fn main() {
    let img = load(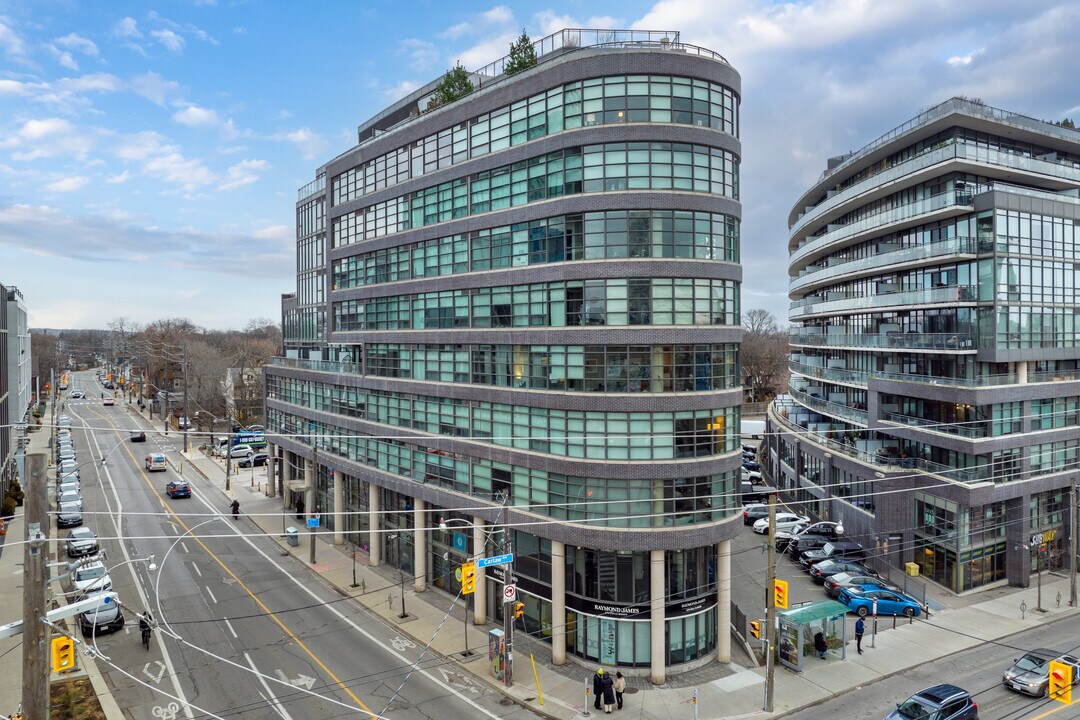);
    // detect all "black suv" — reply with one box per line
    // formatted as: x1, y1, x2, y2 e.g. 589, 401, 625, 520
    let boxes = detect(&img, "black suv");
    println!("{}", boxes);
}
788, 534, 832, 561
886, 684, 977, 720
